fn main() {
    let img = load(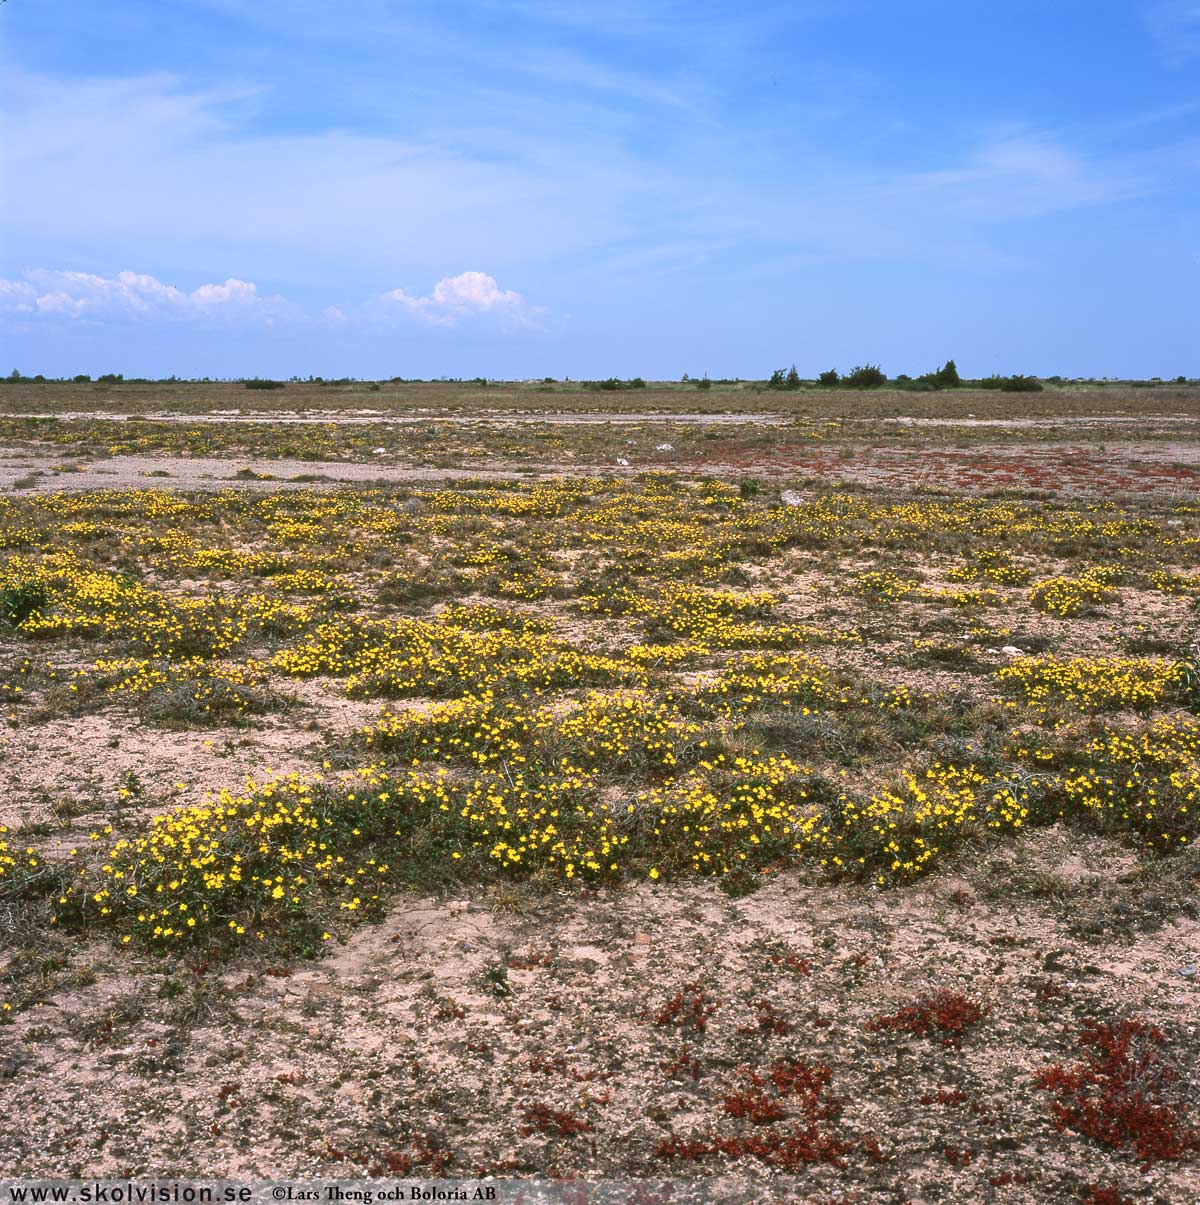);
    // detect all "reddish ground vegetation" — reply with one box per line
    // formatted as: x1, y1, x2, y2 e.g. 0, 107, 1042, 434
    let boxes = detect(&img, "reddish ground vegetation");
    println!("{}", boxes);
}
1035, 1018, 1200, 1167
646, 982, 720, 1033
659, 1059, 855, 1171
519, 1102, 594, 1138
737, 997, 792, 1035
1079, 1186, 1134, 1205
866, 989, 988, 1047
